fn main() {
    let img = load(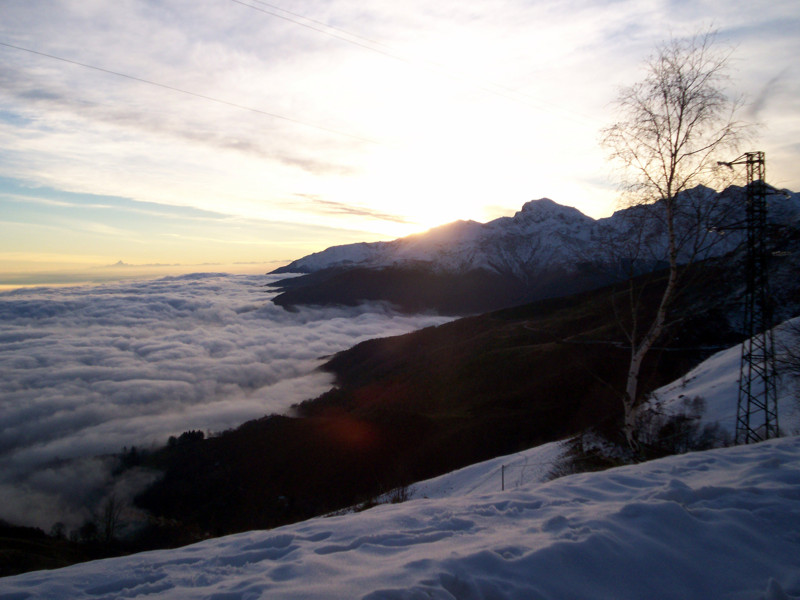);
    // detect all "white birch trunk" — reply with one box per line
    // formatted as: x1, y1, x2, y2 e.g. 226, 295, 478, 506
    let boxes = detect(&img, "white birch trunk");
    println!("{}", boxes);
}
622, 199, 679, 449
